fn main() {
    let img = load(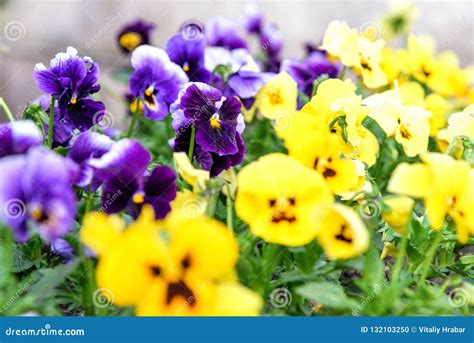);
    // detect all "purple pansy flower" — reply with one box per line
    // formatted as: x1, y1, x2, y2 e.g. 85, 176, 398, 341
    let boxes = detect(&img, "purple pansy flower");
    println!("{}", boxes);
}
242, 3, 263, 34
206, 17, 247, 50
89, 139, 177, 219
0, 147, 79, 242
173, 127, 245, 177
116, 19, 155, 54
33, 47, 105, 133
282, 51, 342, 99
260, 23, 283, 72
129, 45, 188, 120
171, 82, 242, 155
165, 32, 211, 83
68, 131, 114, 188
205, 48, 274, 109
0, 120, 43, 158
34, 47, 100, 104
